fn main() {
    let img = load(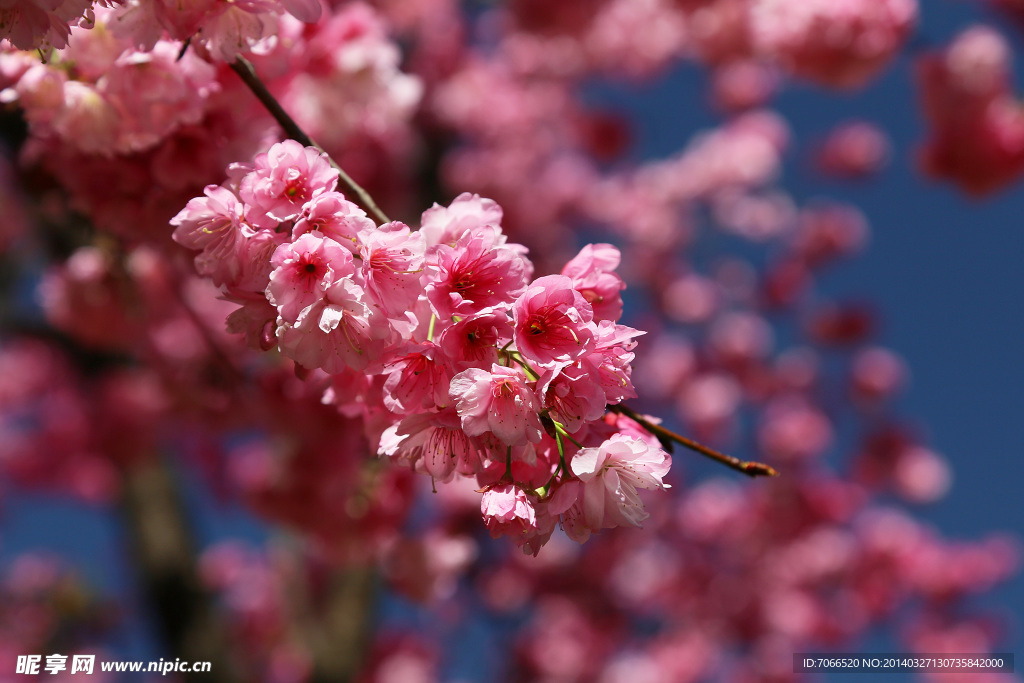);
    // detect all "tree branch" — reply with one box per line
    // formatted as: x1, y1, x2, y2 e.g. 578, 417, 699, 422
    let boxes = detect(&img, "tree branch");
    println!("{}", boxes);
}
230, 56, 391, 227
120, 458, 241, 681
608, 403, 778, 478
